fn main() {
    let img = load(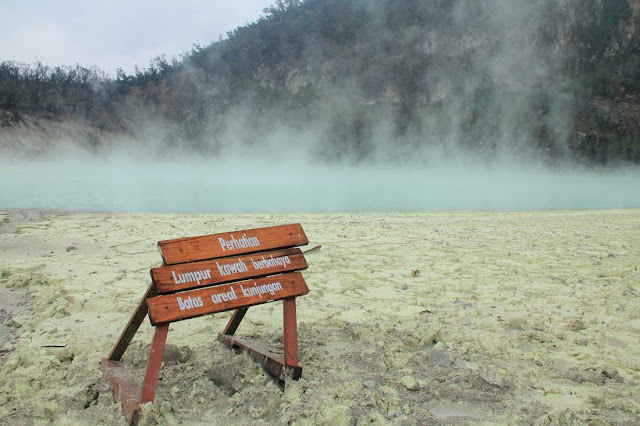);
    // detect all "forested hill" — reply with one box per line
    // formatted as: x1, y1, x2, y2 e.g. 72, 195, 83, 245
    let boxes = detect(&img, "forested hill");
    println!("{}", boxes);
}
1, 0, 639, 164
